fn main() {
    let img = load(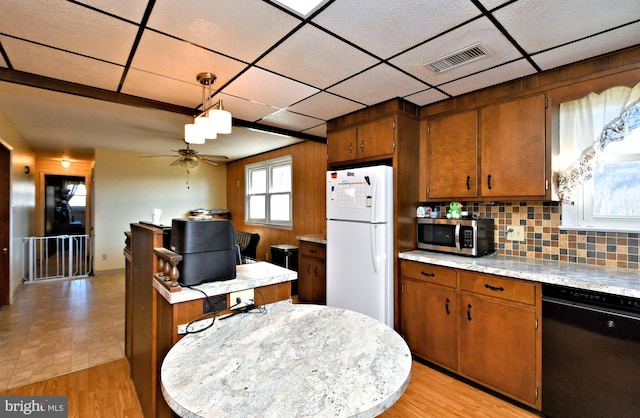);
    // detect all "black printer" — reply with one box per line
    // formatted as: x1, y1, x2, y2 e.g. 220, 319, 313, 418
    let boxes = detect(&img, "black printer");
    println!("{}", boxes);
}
170, 218, 236, 286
